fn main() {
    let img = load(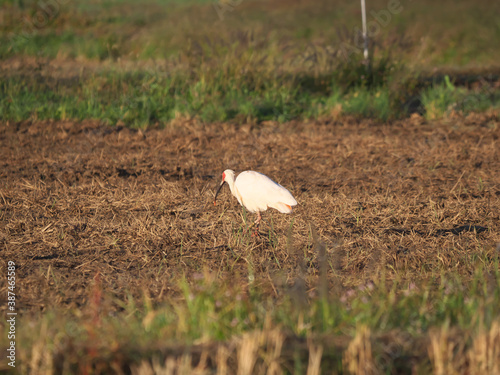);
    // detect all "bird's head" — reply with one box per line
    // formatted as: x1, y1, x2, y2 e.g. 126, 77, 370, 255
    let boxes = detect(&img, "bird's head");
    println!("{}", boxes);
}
214, 169, 235, 205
